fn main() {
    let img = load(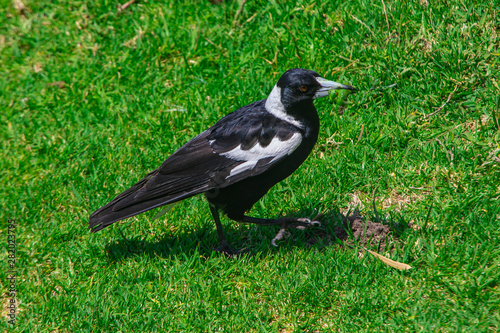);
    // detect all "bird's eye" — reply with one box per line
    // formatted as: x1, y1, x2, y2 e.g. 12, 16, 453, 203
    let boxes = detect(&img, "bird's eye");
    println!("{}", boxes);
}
299, 85, 309, 92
